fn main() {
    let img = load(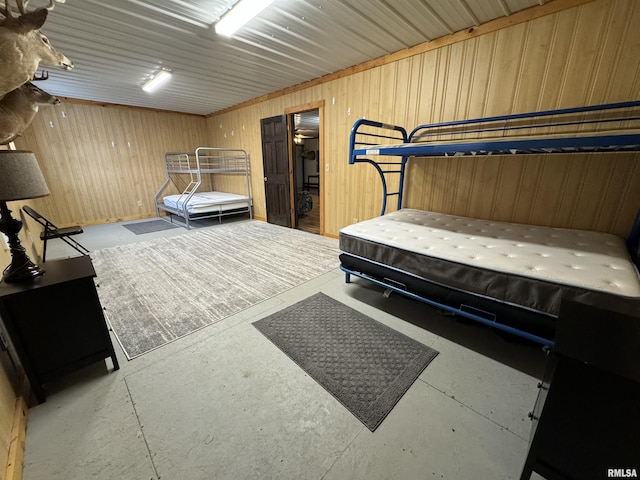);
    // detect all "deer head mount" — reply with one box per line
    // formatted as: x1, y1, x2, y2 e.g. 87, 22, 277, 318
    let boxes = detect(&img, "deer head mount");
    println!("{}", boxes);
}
0, 0, 72, 98
0, 77, 60, 145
